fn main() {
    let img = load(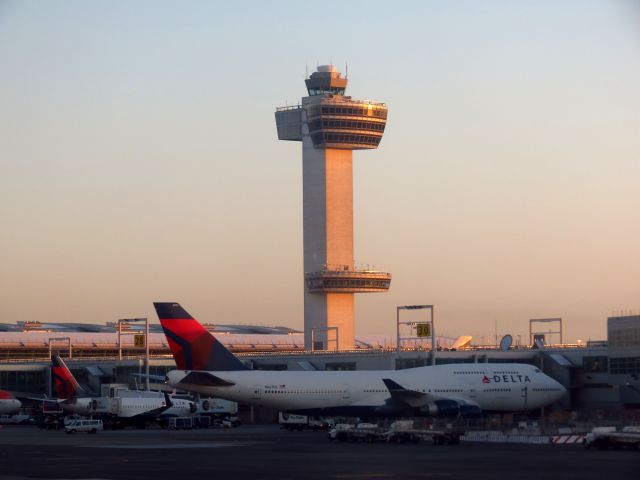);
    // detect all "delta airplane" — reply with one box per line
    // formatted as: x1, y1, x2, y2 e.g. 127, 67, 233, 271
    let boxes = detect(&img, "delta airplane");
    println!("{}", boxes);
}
155, 302, 567, 418
50, 355, 195, 421
49, 354, 94, 416
0, 390, 21, 414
